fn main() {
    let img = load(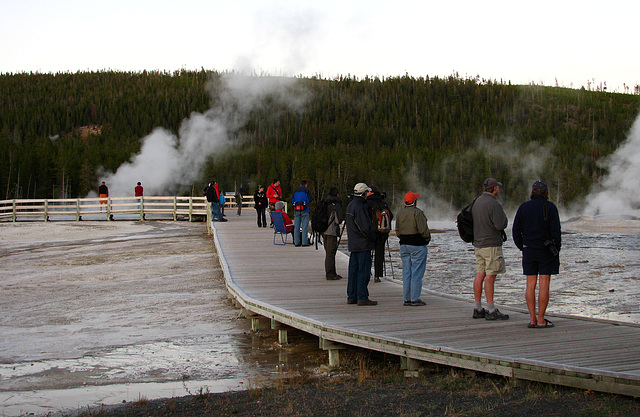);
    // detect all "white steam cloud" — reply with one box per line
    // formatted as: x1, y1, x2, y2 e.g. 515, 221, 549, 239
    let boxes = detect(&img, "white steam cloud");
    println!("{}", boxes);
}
91, 74, 305, 197
582, 112, 640, 218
